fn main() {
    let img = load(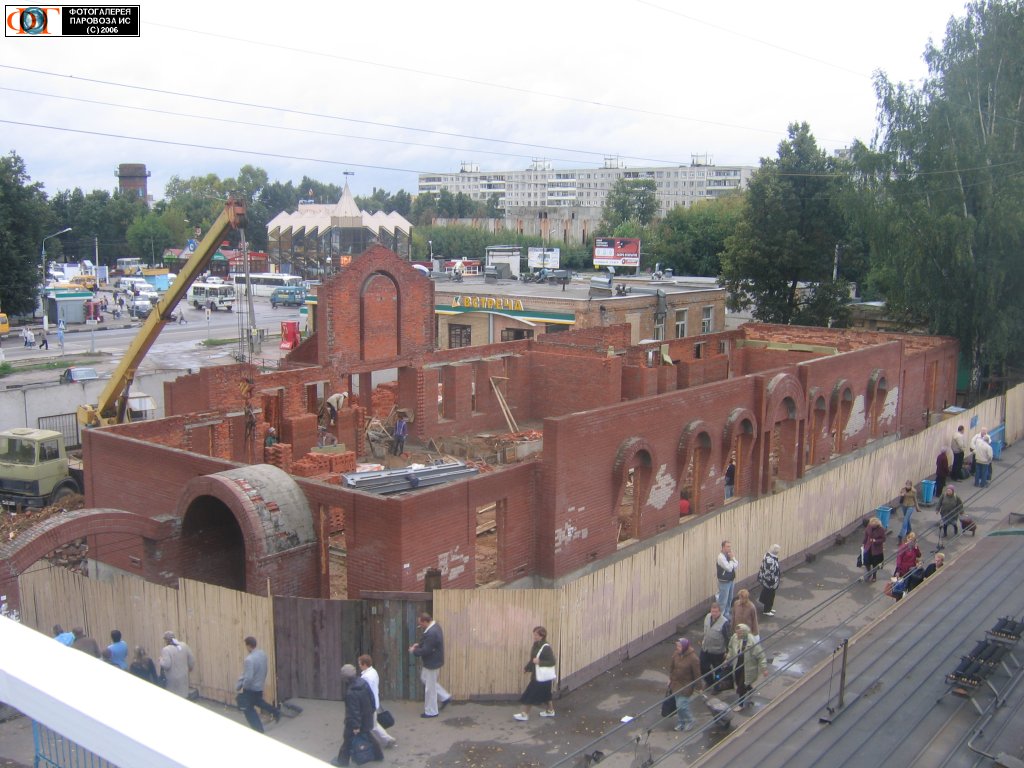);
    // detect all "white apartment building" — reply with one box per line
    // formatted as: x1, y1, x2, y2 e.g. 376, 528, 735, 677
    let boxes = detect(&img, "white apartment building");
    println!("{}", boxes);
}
419, 157, 755, 217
